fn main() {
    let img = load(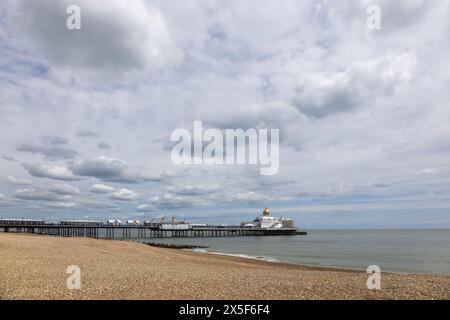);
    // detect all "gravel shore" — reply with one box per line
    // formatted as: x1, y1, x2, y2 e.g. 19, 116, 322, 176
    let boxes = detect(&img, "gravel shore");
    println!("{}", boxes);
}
0, 233, 449, 300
